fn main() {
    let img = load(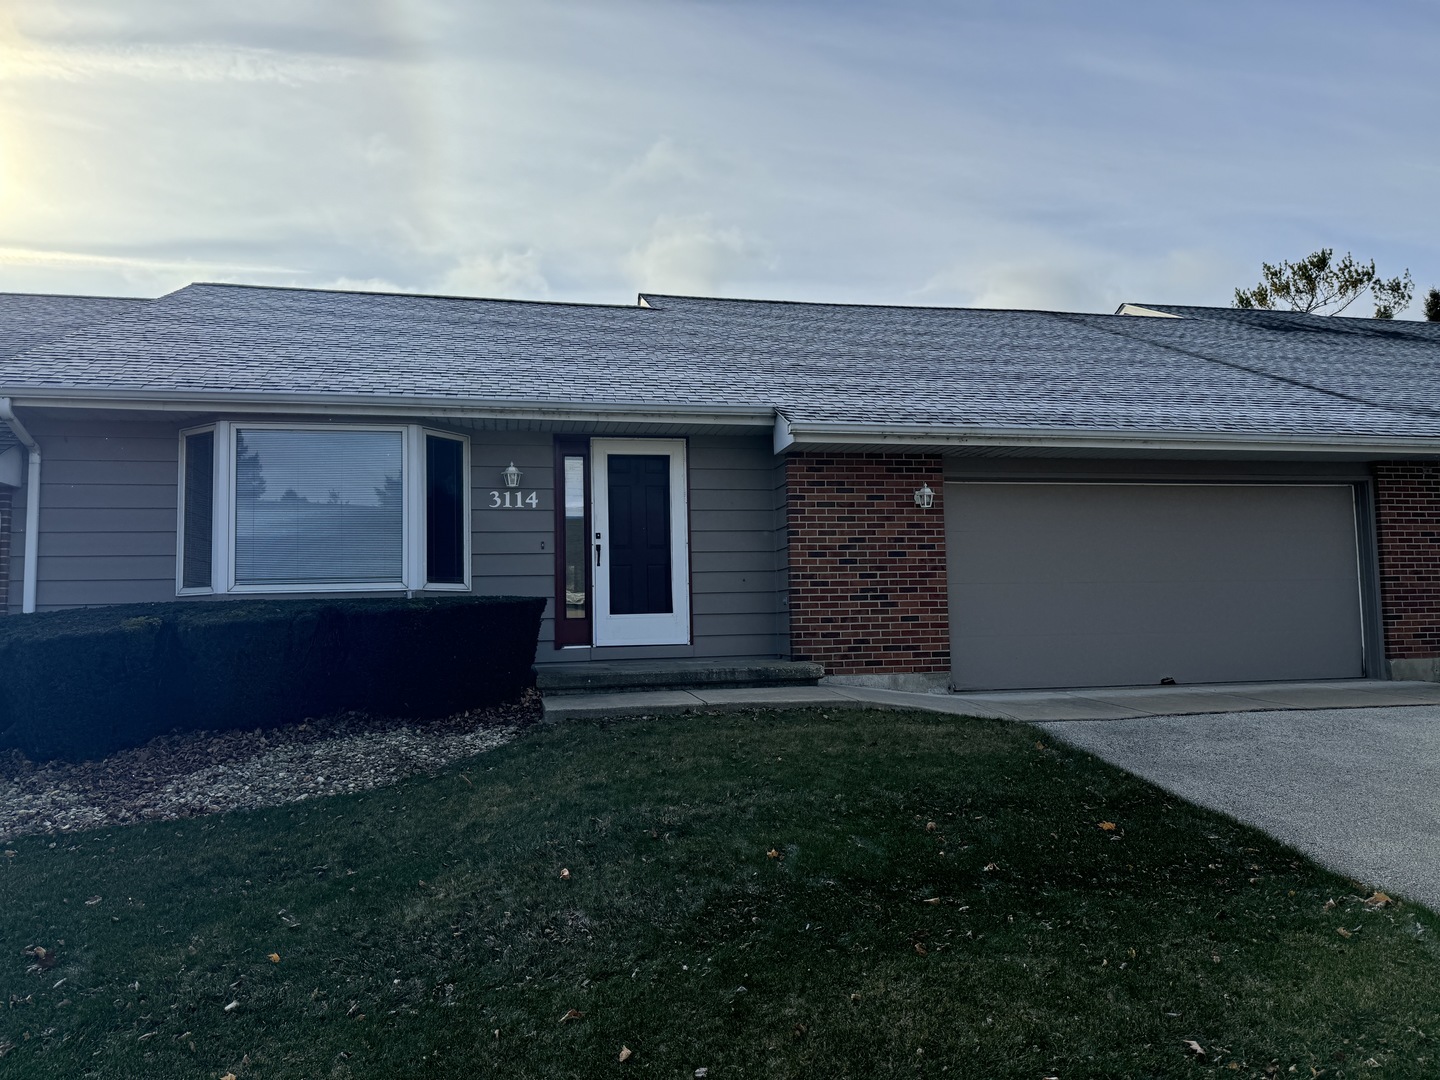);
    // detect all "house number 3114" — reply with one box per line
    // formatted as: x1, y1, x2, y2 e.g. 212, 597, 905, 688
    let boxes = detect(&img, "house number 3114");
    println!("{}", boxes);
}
489, 490, 539, 509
